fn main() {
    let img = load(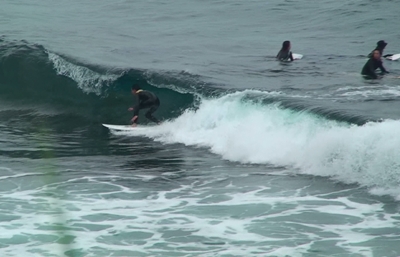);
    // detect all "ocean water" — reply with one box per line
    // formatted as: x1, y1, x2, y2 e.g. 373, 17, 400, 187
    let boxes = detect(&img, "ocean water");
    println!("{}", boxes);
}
1, 0, 400, 256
